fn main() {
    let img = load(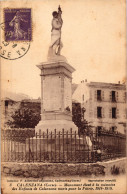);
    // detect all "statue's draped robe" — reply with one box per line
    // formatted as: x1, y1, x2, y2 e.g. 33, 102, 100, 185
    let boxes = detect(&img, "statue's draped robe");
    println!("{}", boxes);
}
50, 18, 62, 47
10, 16, 26, 39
